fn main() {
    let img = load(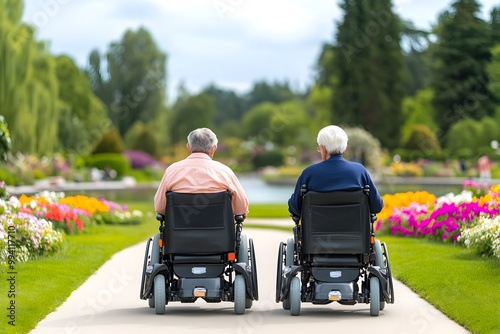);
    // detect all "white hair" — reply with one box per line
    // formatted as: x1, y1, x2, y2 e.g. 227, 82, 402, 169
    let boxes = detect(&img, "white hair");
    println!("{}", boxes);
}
187, 128, 218, 153
317, 125, 348, 155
